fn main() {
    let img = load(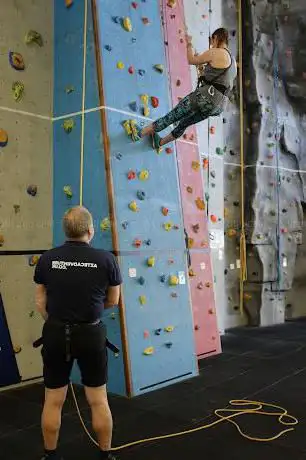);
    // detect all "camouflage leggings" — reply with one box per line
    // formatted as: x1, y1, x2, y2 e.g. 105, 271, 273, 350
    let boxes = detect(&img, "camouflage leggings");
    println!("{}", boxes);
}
153, 89, 224, 139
